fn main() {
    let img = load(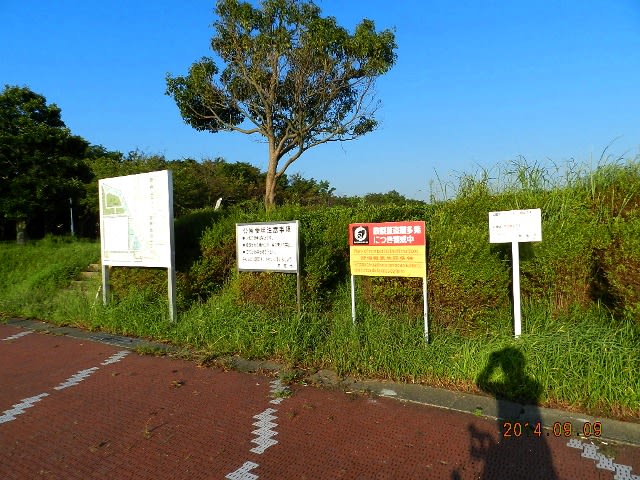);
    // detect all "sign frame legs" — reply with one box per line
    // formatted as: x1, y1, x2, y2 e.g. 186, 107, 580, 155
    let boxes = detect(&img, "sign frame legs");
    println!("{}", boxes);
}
102, 264, 110, 306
